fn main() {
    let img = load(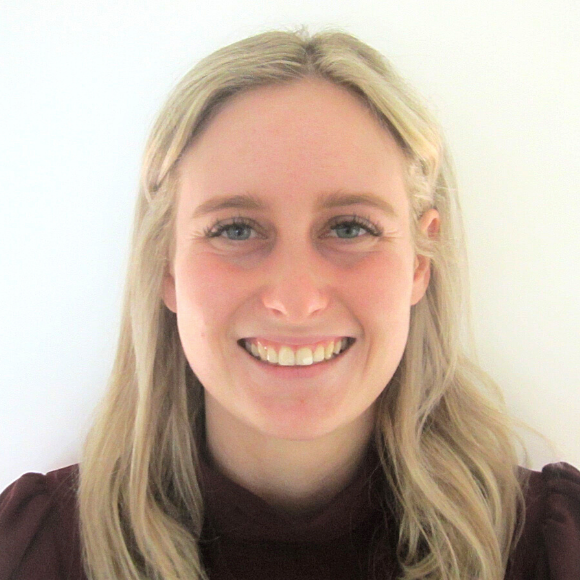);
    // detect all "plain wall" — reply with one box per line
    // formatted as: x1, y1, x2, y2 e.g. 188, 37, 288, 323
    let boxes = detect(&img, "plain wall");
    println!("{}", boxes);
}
1, 0, 578, 490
